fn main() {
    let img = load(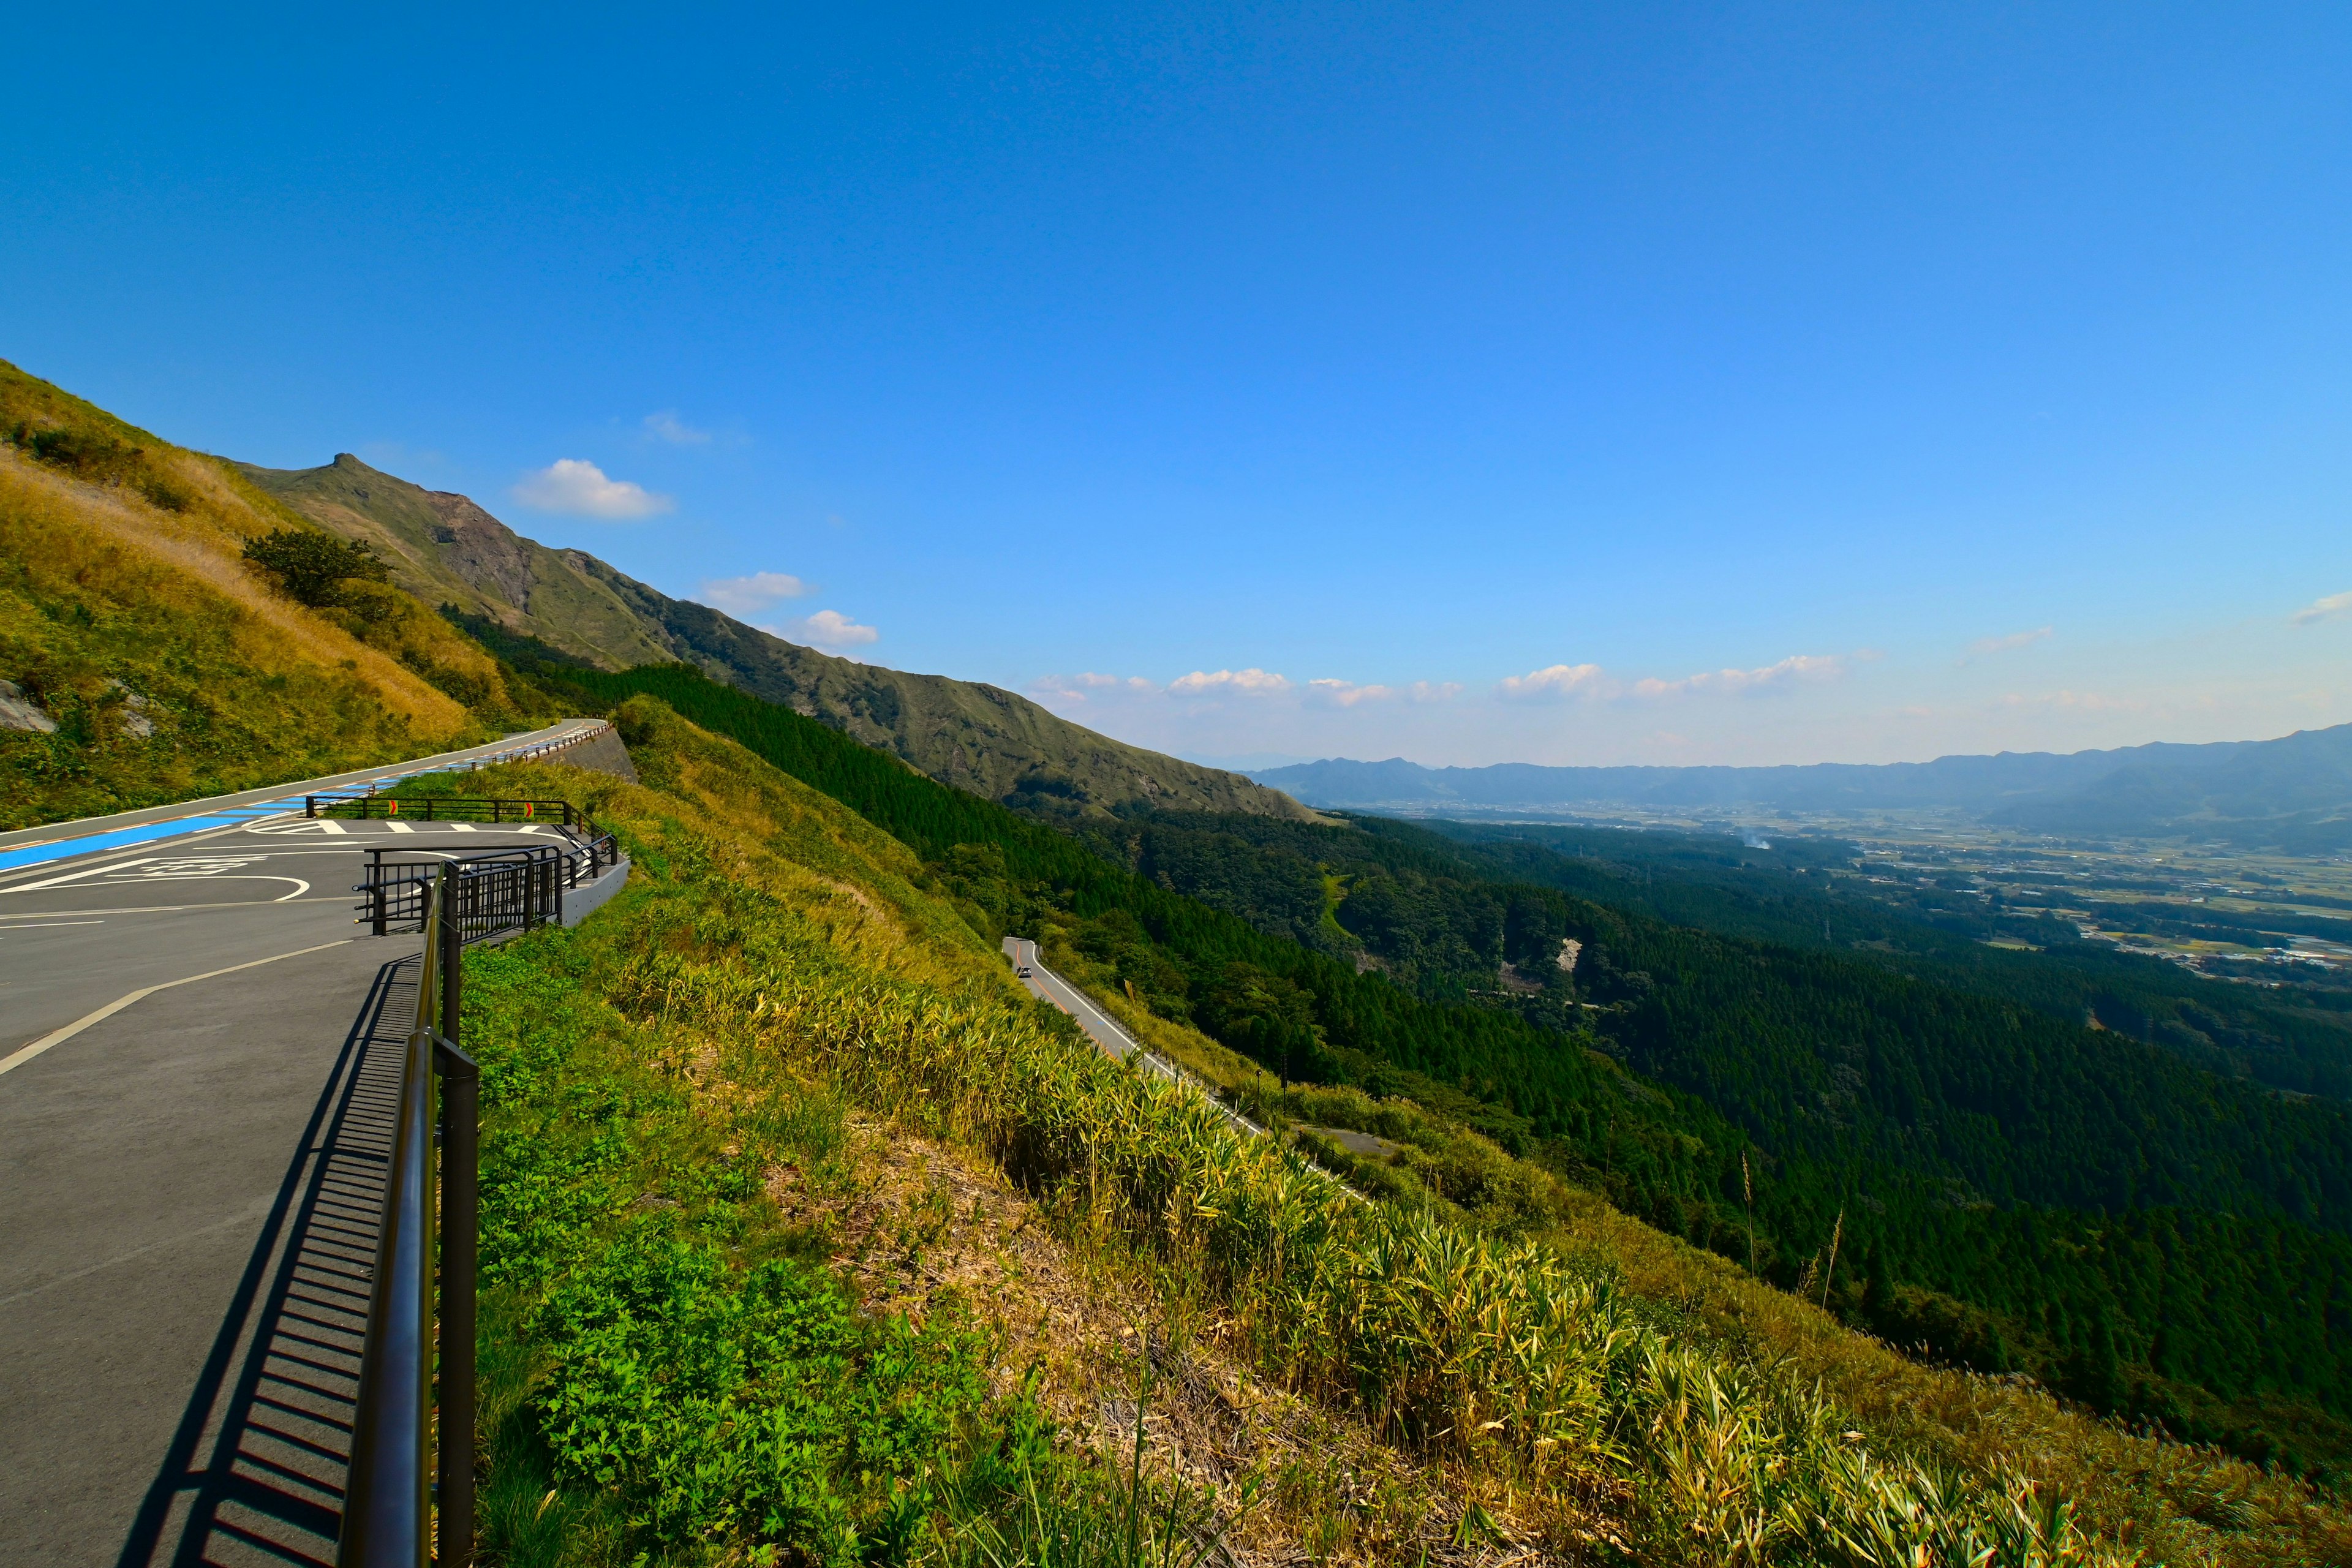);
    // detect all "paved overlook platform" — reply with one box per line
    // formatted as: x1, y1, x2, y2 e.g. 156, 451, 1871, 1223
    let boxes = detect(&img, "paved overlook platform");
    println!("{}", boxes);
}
0, 723, 630, 1567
